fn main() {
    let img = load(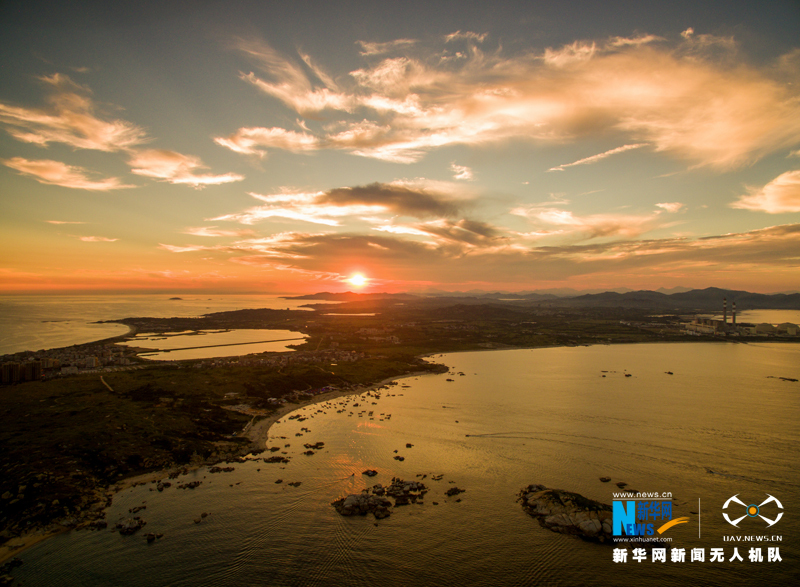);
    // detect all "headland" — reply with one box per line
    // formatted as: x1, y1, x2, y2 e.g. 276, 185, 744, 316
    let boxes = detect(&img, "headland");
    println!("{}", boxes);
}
1, 290, 797, 563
